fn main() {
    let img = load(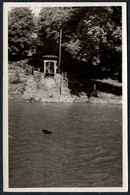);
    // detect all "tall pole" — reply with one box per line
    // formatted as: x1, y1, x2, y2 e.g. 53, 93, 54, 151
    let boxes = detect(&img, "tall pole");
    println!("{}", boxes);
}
59, 29, 62, 72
